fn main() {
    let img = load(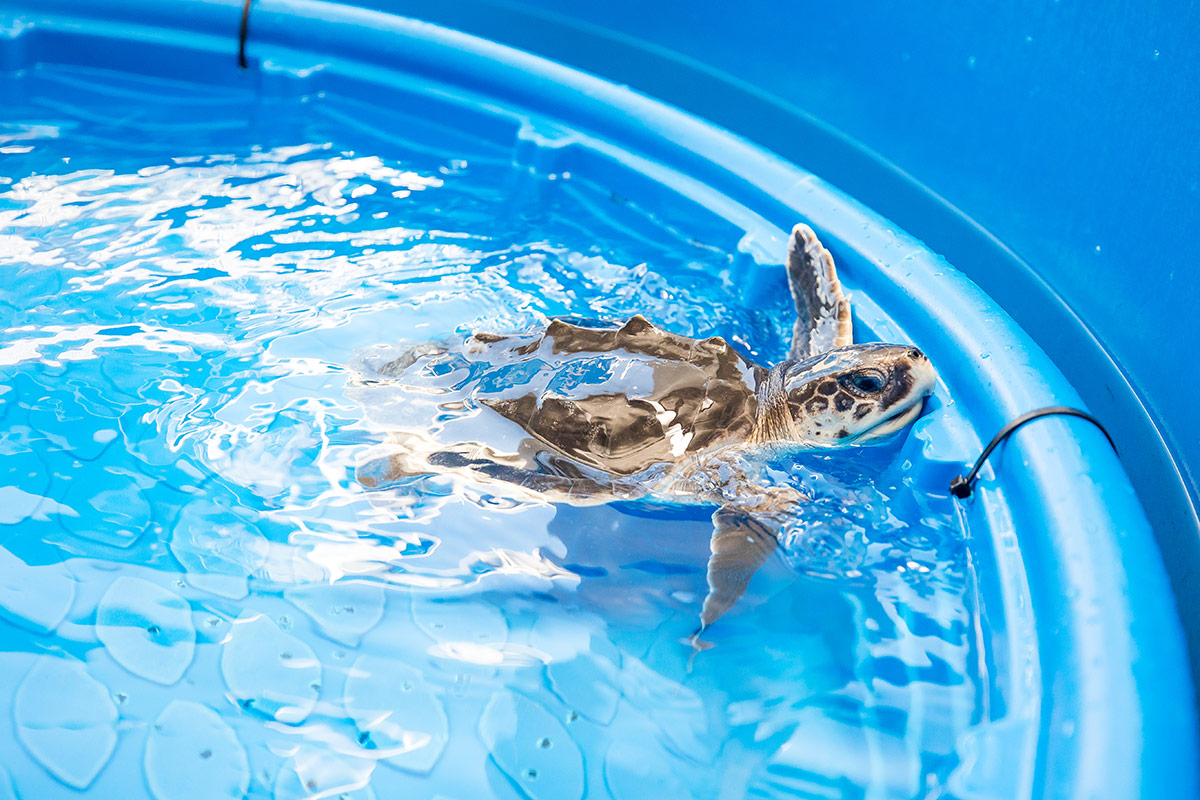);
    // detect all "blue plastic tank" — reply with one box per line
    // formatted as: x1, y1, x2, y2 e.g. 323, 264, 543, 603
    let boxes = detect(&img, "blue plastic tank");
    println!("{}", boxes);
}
0, 0, 1194, 797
